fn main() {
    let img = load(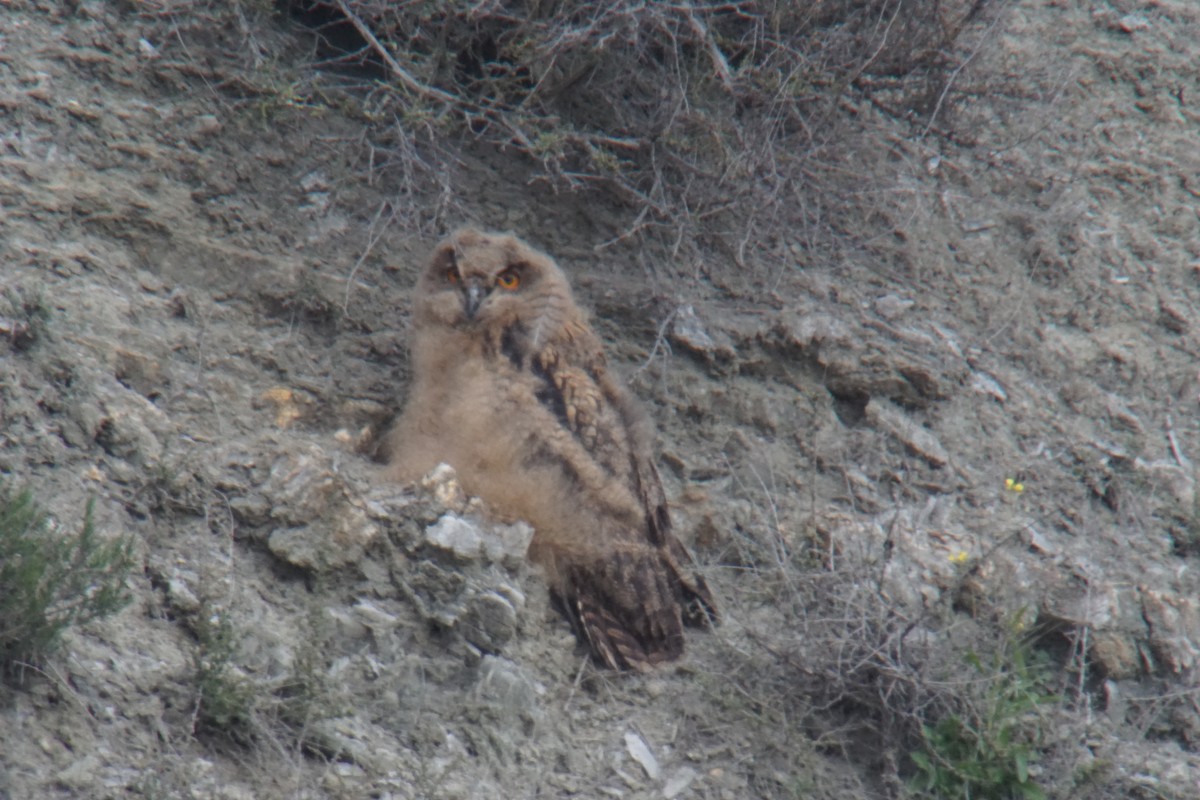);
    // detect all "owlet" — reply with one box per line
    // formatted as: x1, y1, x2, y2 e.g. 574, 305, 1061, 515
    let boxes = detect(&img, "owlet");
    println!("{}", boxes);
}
387, 228, 717, 670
